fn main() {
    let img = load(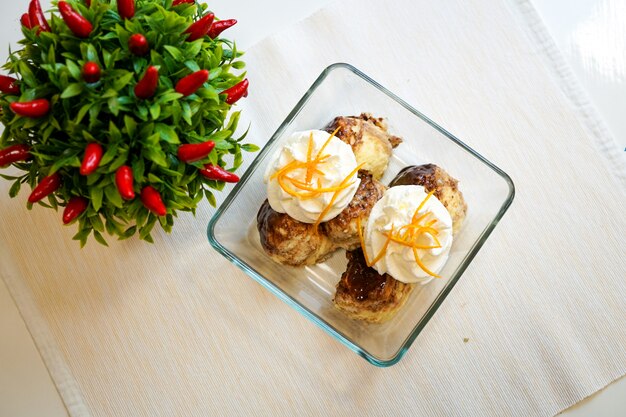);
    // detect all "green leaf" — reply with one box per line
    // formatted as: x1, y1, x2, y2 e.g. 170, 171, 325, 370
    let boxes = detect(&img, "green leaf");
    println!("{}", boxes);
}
75, 103, 91, 124
118, 226, 137, 240
241, 143, 260, 152
148, 173, 163, 183
61, 83, 84, 99
9, 180, 21, 198
50, 151, 80, 173
163, 45, 184, 61
136, 208, 148, 228
103, 49, 113, 68
86, 44, 99, 62
144, 147, 168, 167
93, 230, 109, 246
204, 189, 216, 207
156, 92, 183, 104
108, 151, 129, 172
124, 116, 137, 138
87, 173, 101, 186
90, 186, 104, 211
155, 123, 180, 144
66, 60, 81, 80
18, 62, 36, 87
101, 88, 118, 99
47, 45, 56, 65
108, 96, 120, 116
181, 102, 192, 125
104, 184, 124, 208
0, 174, 19, 180
109, 121, 123, 141
99, 143, 119, 166
184, 41, 203, 58
208, 67, 222, 80
90, 215, 105, 233
72, 228, 91, 247
132, 158, 145, 182
184, 60, 200, 72
139, 216, 157, 239
113, 72, 134, 91
149, 103, 161, 120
